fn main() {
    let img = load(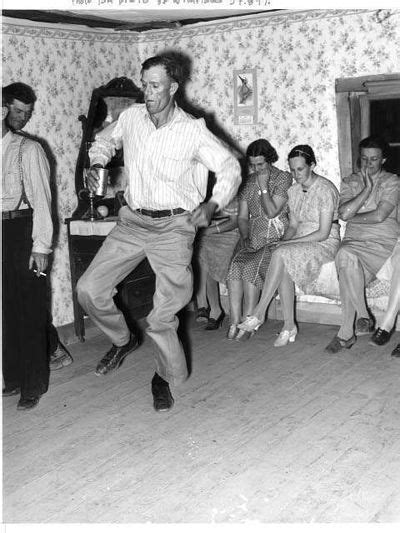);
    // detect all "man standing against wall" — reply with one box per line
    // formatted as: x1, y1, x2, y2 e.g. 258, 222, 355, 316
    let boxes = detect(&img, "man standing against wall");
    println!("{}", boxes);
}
2, 88, 52, 410
3, 82, 73, 371
77, 53, 241, 412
